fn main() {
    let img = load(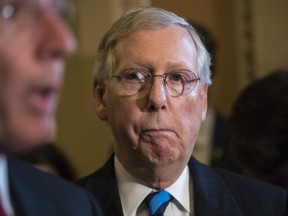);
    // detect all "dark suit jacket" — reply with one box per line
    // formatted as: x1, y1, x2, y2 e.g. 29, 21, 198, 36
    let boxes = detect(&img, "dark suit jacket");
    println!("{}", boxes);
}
7, 156, 102, 216
78, 156, 288, 216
